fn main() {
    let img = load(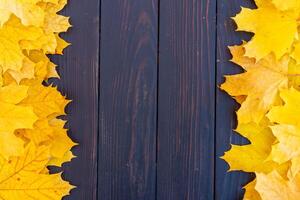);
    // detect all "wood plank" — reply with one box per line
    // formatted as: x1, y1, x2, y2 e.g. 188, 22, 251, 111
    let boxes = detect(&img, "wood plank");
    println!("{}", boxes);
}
157, 1, 216, 199
51, 0, 100, 200
215, 0, 256, 199
98, 0, 158, 199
